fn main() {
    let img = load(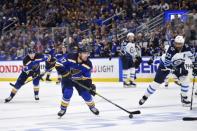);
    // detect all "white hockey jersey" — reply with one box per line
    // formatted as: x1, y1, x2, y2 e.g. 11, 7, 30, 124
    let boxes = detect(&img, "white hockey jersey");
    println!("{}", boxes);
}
161, 45, 195, 68
121, 42, 139, 58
